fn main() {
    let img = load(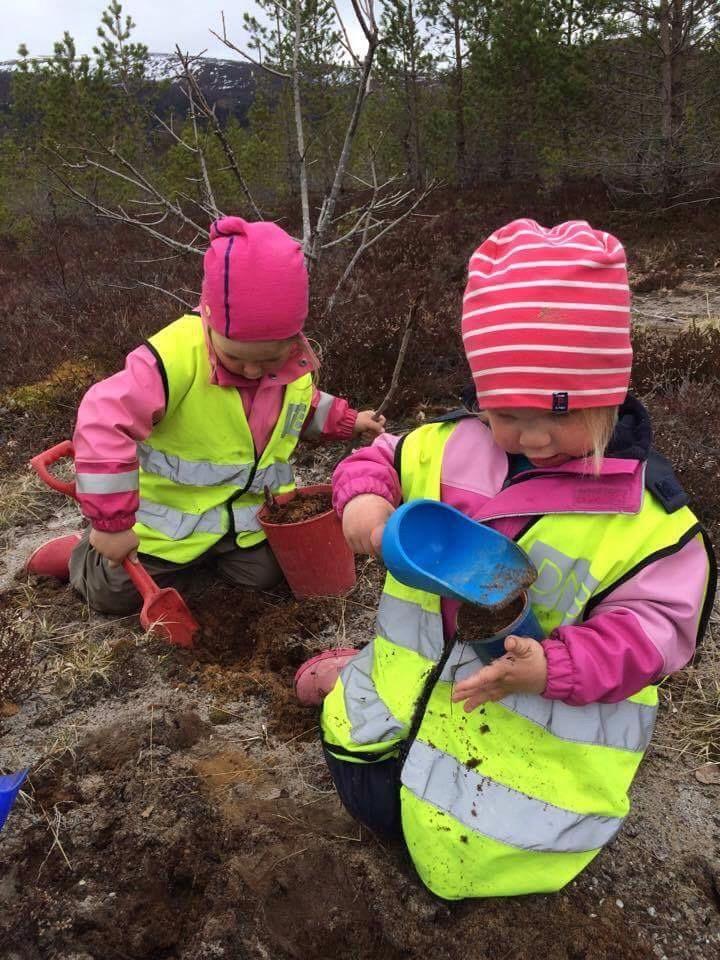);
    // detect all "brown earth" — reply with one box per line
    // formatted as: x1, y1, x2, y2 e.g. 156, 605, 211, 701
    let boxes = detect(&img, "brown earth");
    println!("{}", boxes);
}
2, 193, 720, 959
457, 595, 526, 640
263, 491, 334, 525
